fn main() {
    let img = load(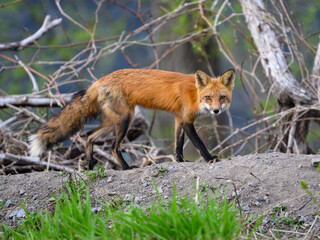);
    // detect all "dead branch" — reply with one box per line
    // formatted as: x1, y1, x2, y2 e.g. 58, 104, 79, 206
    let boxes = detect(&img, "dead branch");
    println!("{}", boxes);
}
311, 41, 320, 102
0, 153, 74, 173
240, 0, 316, 106
0, 93, 73, 108
0, 15, 62, 51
